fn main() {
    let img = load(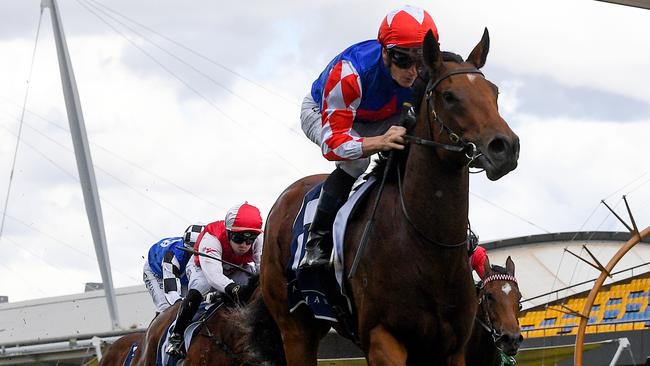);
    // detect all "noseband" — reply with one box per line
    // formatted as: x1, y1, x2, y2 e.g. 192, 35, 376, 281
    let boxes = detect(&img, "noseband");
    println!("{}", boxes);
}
404, 68, 485, 164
